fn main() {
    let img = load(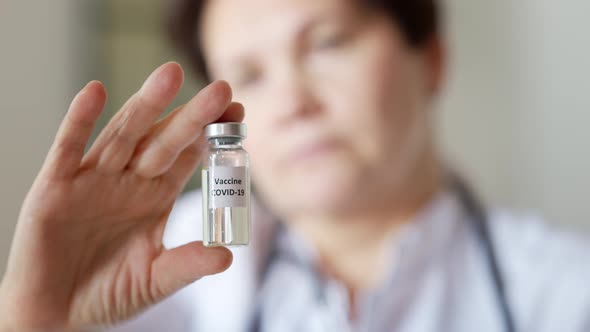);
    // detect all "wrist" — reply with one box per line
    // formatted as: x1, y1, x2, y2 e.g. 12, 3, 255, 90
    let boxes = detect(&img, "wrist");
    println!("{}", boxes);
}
0, 287, 16, 332
0, 285, 71, 332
